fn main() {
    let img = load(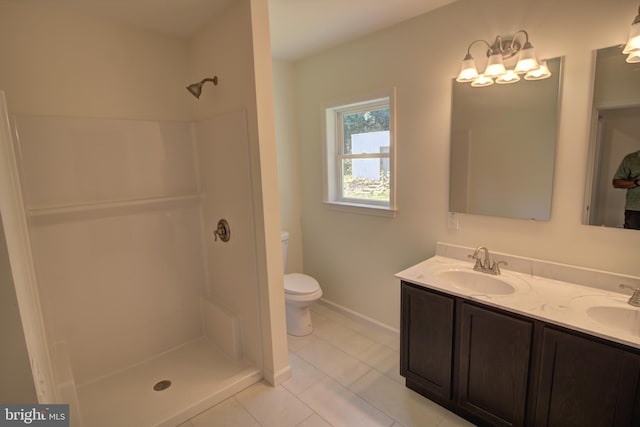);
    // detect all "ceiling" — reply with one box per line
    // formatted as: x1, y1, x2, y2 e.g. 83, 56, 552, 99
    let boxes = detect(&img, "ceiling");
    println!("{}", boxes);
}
268, 0, 457, 59
4, 0, 456, 60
